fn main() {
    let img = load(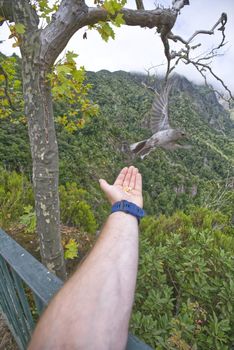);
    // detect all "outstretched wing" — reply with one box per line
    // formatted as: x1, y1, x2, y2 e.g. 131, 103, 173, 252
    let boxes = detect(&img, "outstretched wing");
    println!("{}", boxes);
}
150, 83, 172, 133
